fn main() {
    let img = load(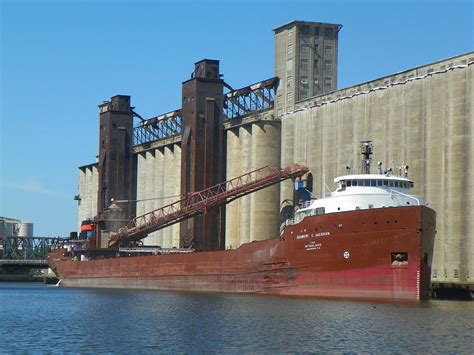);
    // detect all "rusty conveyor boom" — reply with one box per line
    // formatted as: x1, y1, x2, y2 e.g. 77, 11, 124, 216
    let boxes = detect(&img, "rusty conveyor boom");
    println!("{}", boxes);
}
108, 164, 308, 247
